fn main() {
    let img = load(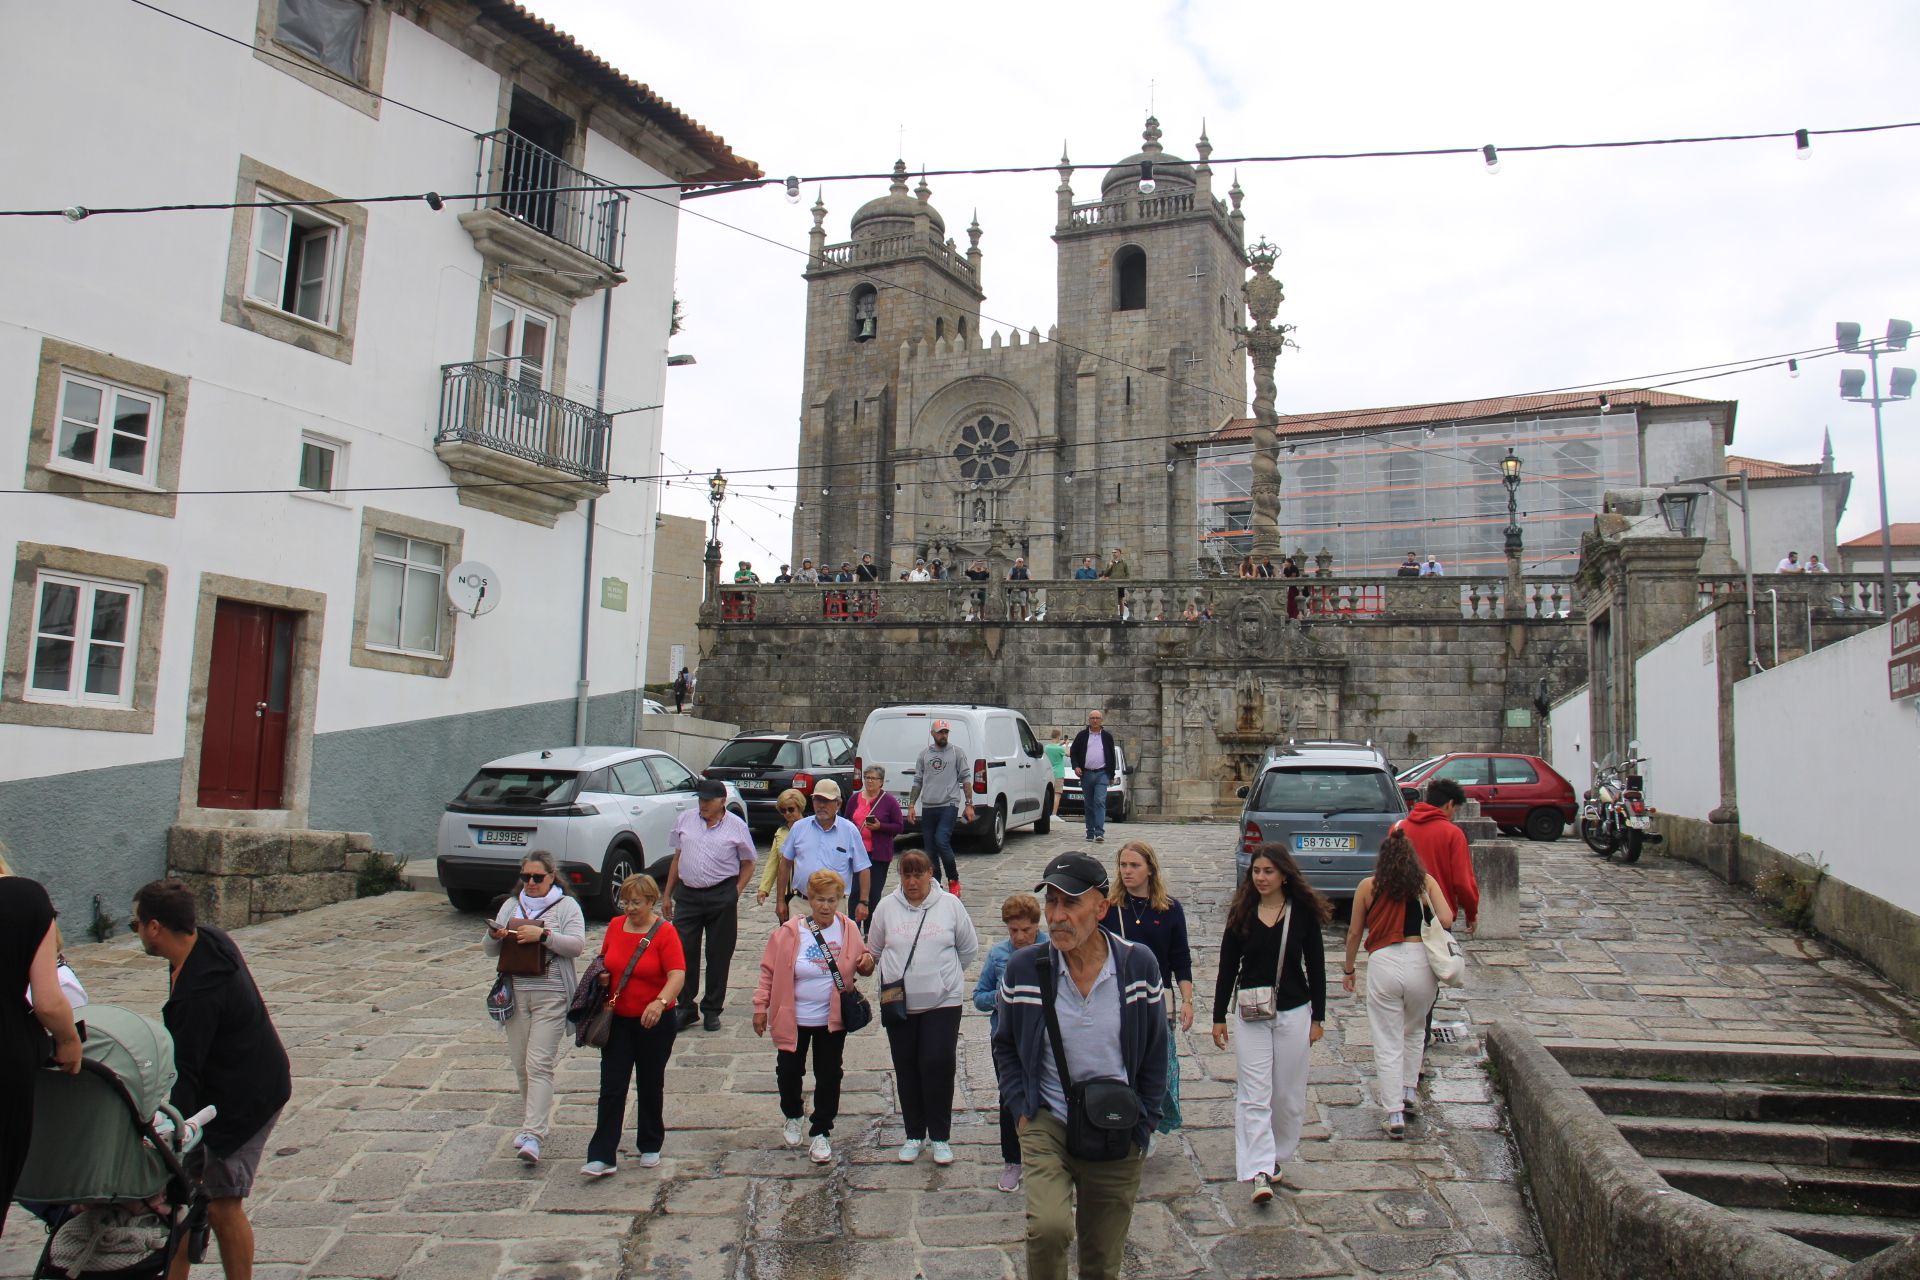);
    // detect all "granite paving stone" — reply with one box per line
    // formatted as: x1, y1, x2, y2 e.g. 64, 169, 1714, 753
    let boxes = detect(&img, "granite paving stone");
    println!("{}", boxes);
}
5, 823, 1916, 1278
